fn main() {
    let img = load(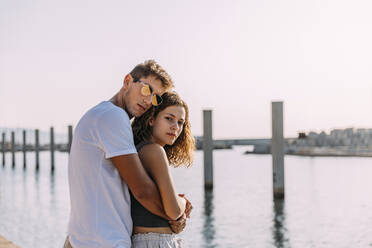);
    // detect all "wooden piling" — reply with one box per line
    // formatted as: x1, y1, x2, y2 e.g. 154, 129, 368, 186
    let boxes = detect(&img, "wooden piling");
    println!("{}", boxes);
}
271, 102, 285, 199
68, 125, 73, 153
35, 129, 39, 170
23, 130, 26, 168
11, 131, 15, 168
50, 127, 55, 172
2, 133, 5, 166
203, 110, 213, 190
